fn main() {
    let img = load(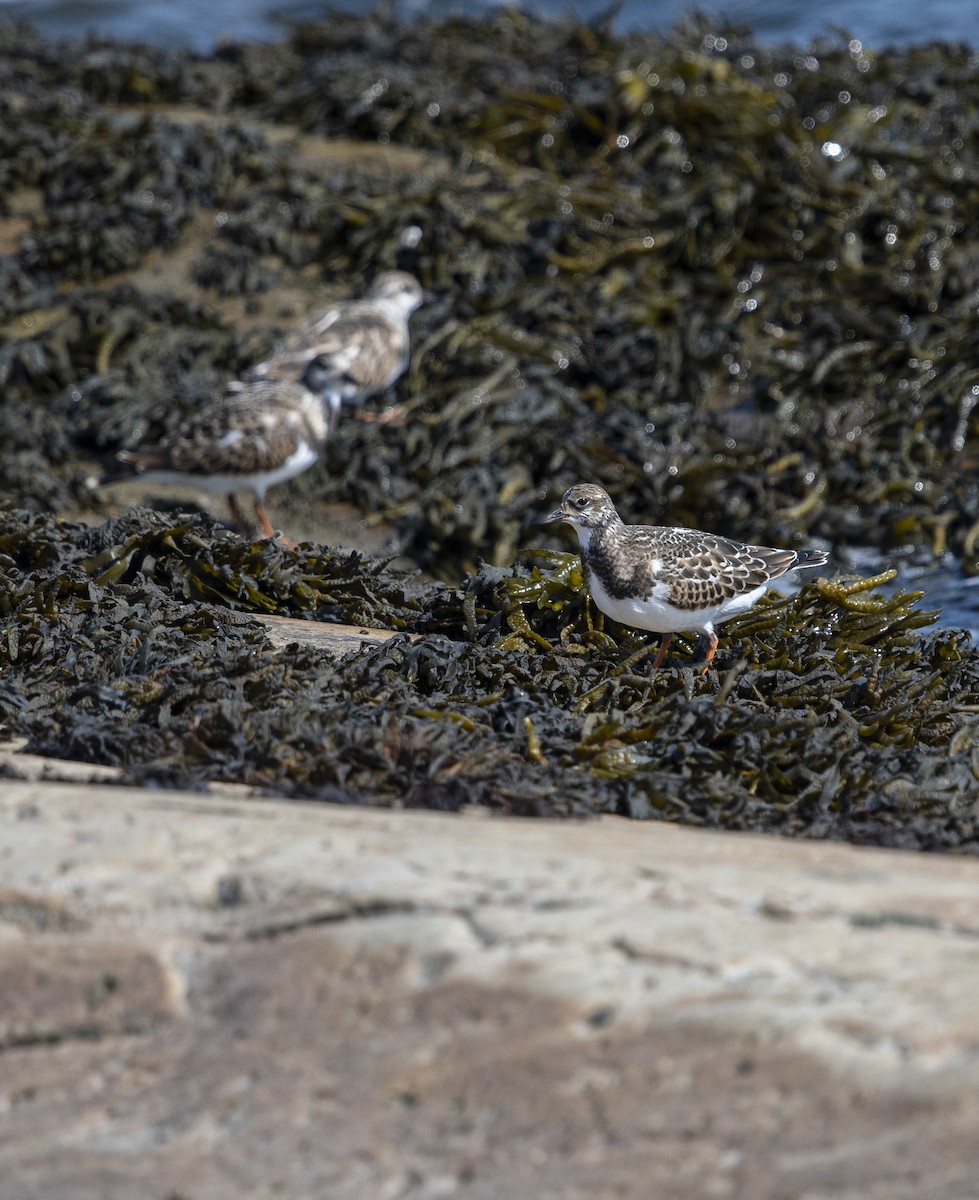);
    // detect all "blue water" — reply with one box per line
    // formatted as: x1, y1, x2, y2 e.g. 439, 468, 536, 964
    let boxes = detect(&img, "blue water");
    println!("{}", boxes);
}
0, 0, 976, 52
839, 549, 979, 643
910, 569, 979, 640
